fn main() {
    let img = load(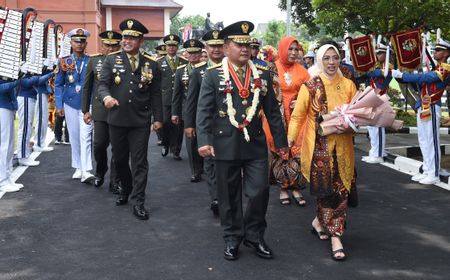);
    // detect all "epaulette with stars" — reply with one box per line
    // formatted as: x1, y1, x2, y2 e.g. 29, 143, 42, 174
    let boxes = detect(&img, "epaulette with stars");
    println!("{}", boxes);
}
195, 61, 207, 68
107, 50, 121, 56
207, 63, 222, 70
255, 64, 269, 71
177, 64, 187, 70
143, 54, 157, 62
